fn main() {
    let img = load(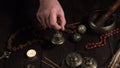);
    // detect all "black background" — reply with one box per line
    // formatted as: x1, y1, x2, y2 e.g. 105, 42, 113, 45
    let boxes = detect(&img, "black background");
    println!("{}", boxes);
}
0, 0, 120, 68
